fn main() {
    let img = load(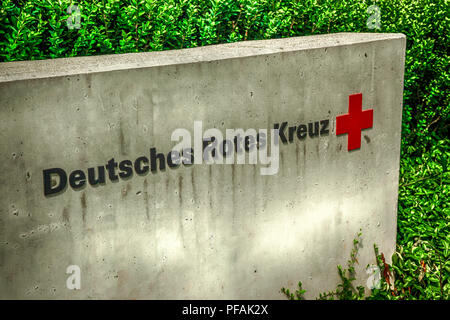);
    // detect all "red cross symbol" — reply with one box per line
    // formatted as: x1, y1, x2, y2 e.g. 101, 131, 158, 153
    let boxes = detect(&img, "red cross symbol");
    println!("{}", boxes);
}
336, 93, 373, 151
